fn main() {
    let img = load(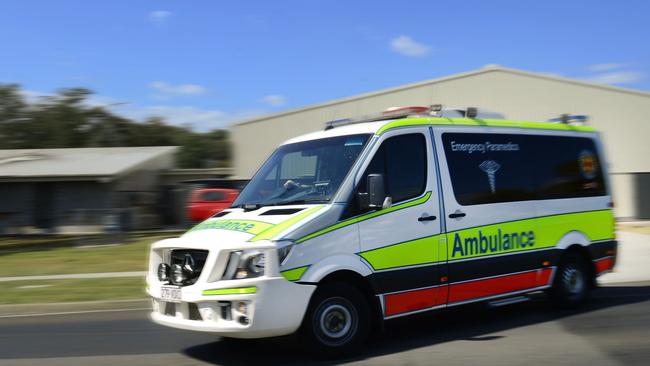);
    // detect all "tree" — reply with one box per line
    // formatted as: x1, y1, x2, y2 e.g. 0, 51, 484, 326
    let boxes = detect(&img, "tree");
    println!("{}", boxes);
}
0, 84, 29, 148
0, 84, 231, 168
